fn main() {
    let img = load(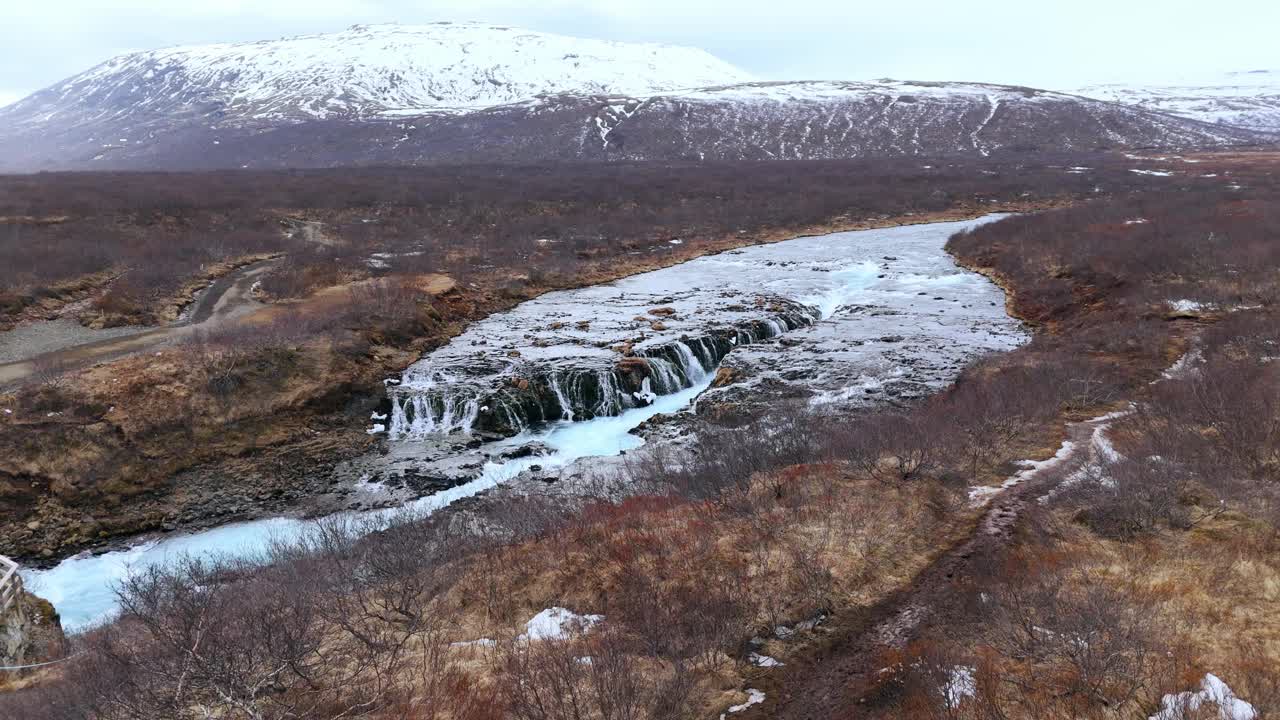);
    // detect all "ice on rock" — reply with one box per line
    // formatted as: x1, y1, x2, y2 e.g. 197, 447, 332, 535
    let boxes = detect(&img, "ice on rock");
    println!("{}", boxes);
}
633, 377, 658, 406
